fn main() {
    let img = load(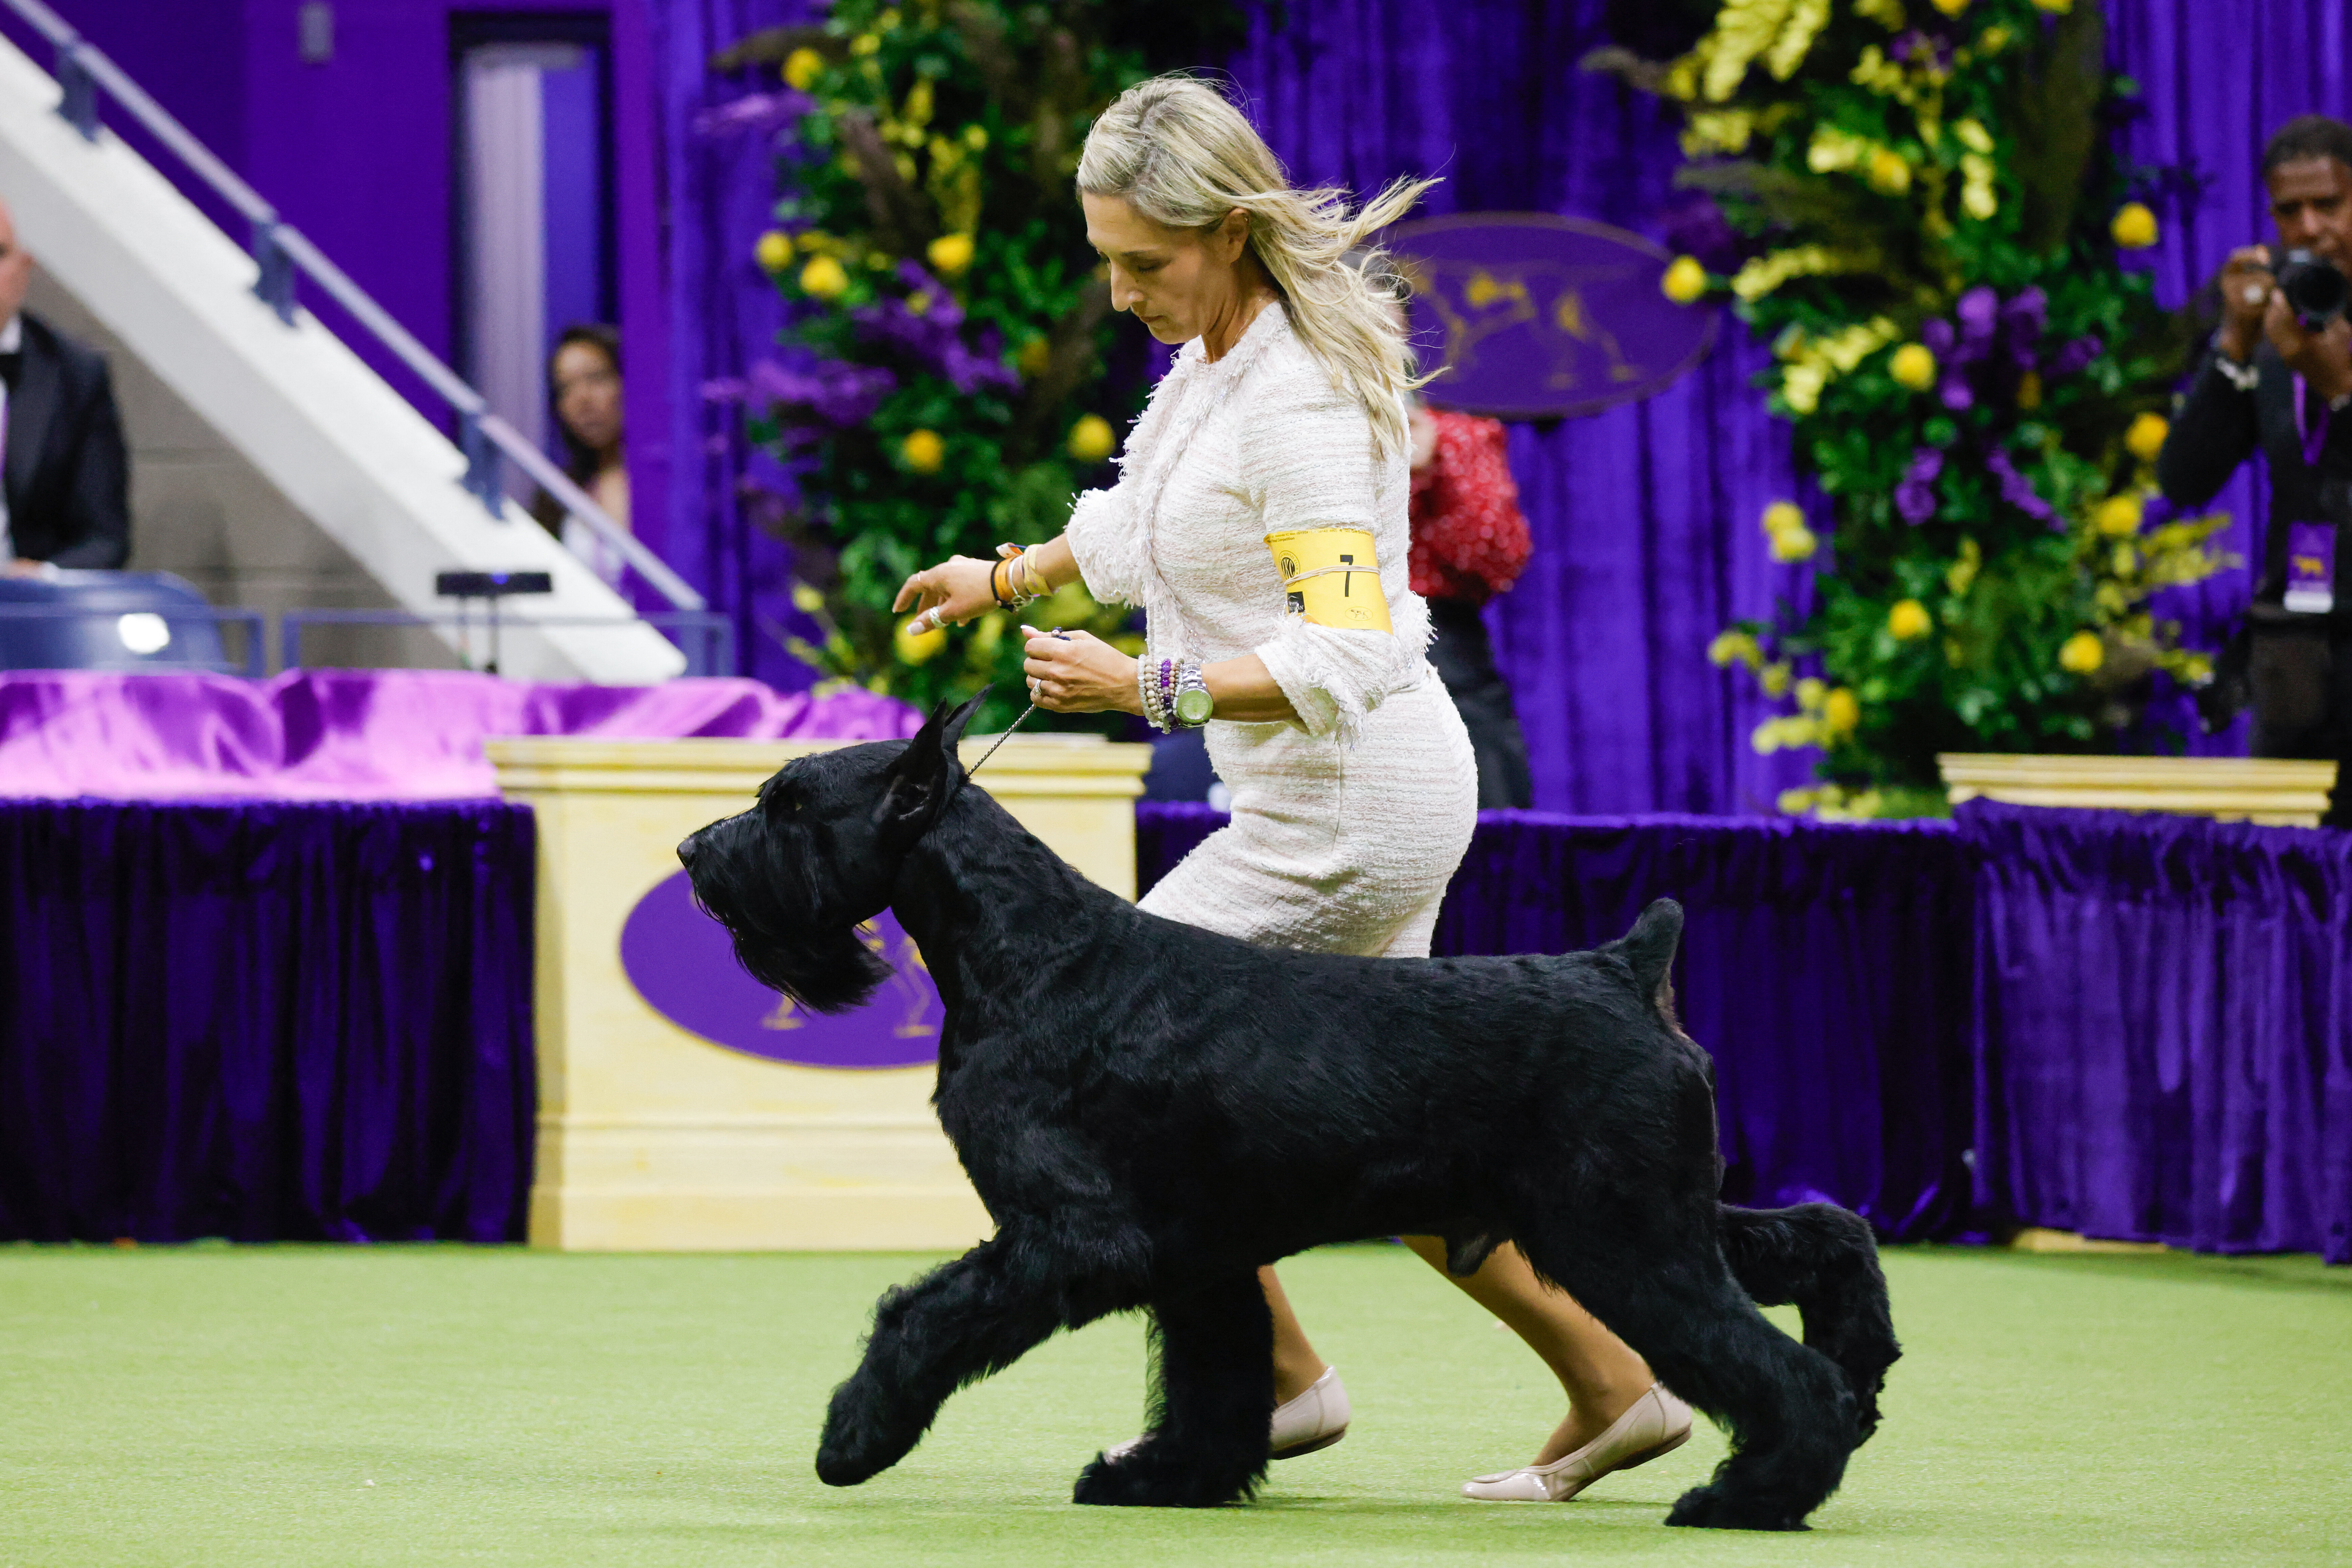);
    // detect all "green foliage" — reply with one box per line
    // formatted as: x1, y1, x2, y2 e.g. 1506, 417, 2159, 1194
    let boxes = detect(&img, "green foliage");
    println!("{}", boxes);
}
727, 0, 1245, 731
1620, 0, 2233, 806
